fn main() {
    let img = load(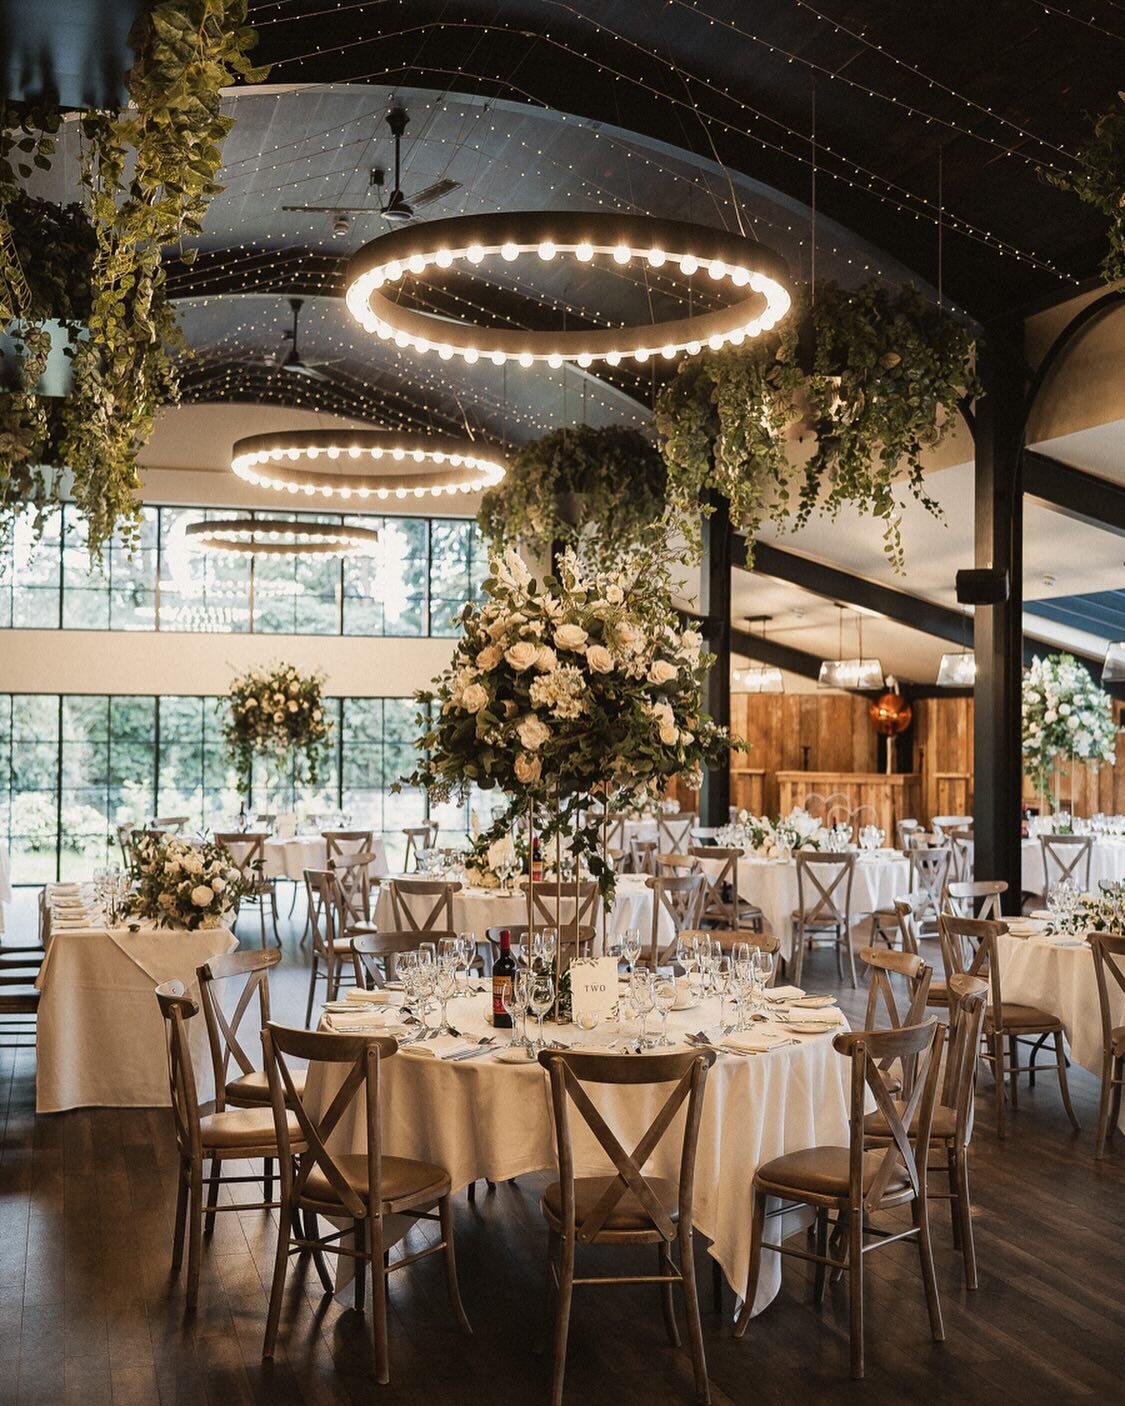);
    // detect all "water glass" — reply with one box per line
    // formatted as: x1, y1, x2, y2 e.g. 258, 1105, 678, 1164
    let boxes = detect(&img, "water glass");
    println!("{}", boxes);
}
623, 927, 643, 973
653, 975, 677, 1046
433, 963, 458, 1035
629, 967, 655, 1048
529, 971, 556, 1050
